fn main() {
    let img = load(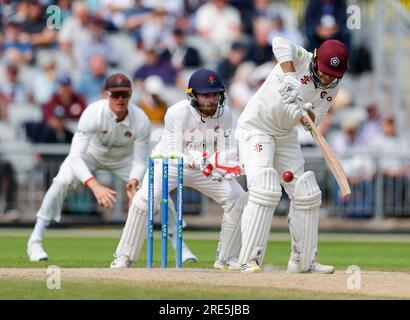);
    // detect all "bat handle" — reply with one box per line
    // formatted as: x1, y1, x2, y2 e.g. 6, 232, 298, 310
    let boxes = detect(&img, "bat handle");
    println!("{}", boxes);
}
301, 115, 313, 131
